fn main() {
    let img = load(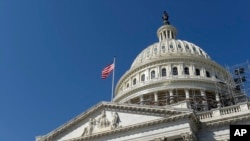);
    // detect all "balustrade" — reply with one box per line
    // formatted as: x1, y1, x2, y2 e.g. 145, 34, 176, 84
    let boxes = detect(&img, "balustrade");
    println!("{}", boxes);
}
220, 106, 241, 115
197, 103, 249, 122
